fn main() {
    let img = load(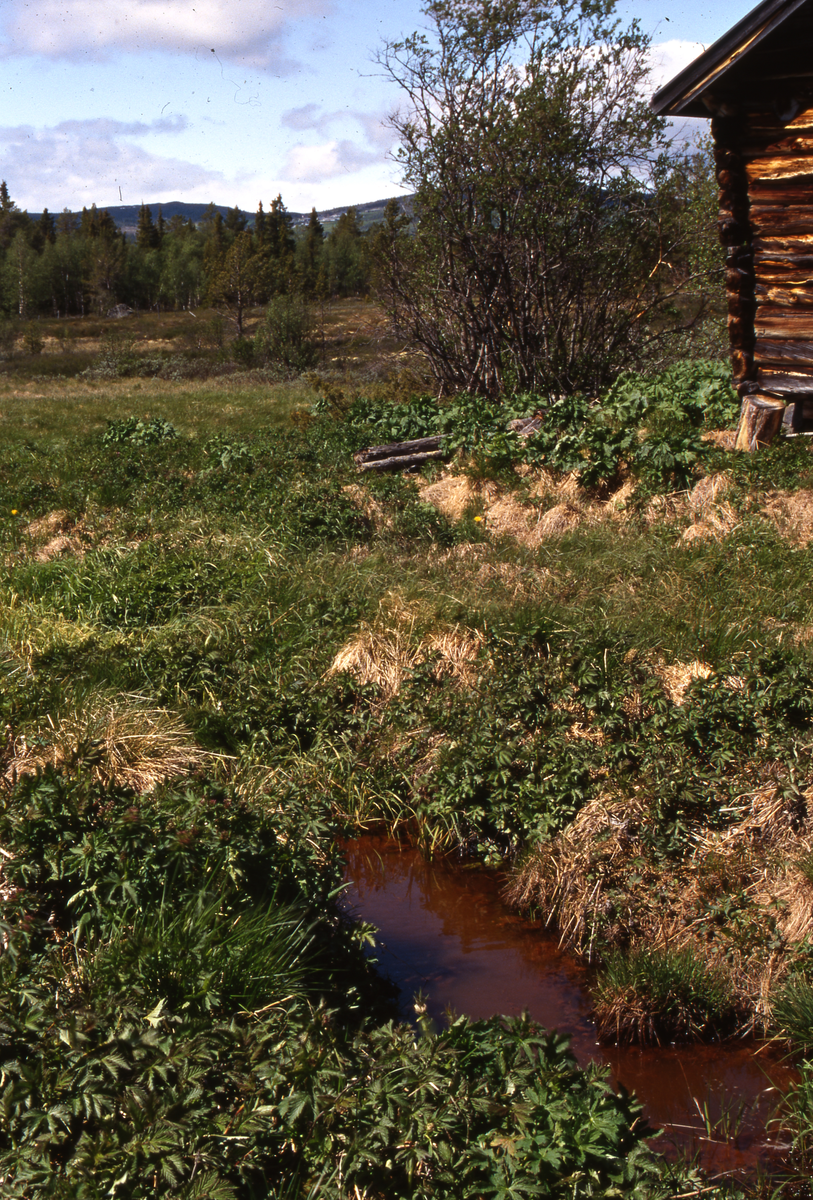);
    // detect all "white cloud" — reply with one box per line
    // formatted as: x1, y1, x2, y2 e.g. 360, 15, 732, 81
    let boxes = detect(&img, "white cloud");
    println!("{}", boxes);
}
648, 39, 706, 92
0, 118, 225, 209
0, 0, 334, 69
282, 138, 385, 183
